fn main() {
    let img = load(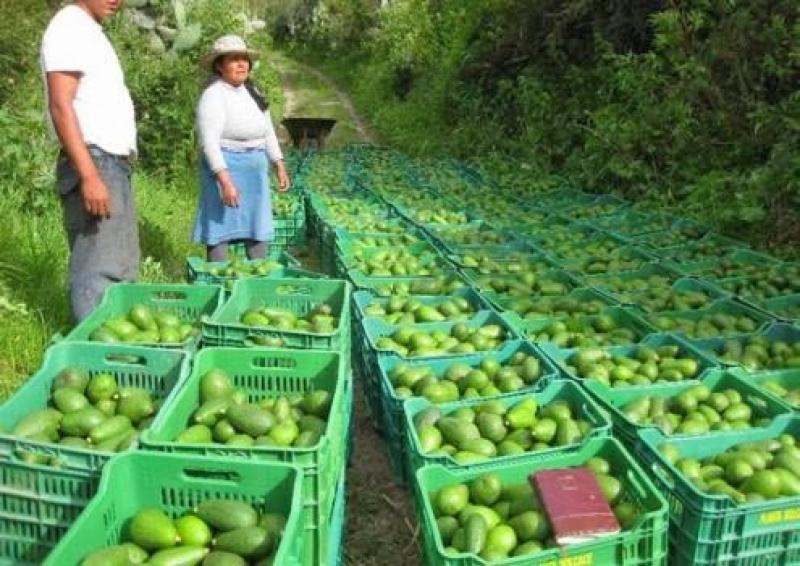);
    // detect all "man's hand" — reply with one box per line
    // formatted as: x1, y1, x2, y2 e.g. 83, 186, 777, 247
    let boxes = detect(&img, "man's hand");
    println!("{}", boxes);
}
81, 174, 111, 218
275, 161, 291, 192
